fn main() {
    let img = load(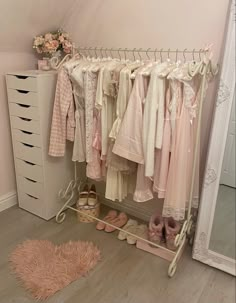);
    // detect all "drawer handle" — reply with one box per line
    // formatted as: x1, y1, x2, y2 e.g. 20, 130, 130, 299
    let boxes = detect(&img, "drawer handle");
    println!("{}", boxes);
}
26, 193, 38, 200
15, 75, 29, 80
16, 103, 30, 108
19, 117, 32, 121
20, 130, 33, 135
23, 160, 36, 166
21, 142, 34, 148
24, 177, 36, 183
16, 89, 30, 94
